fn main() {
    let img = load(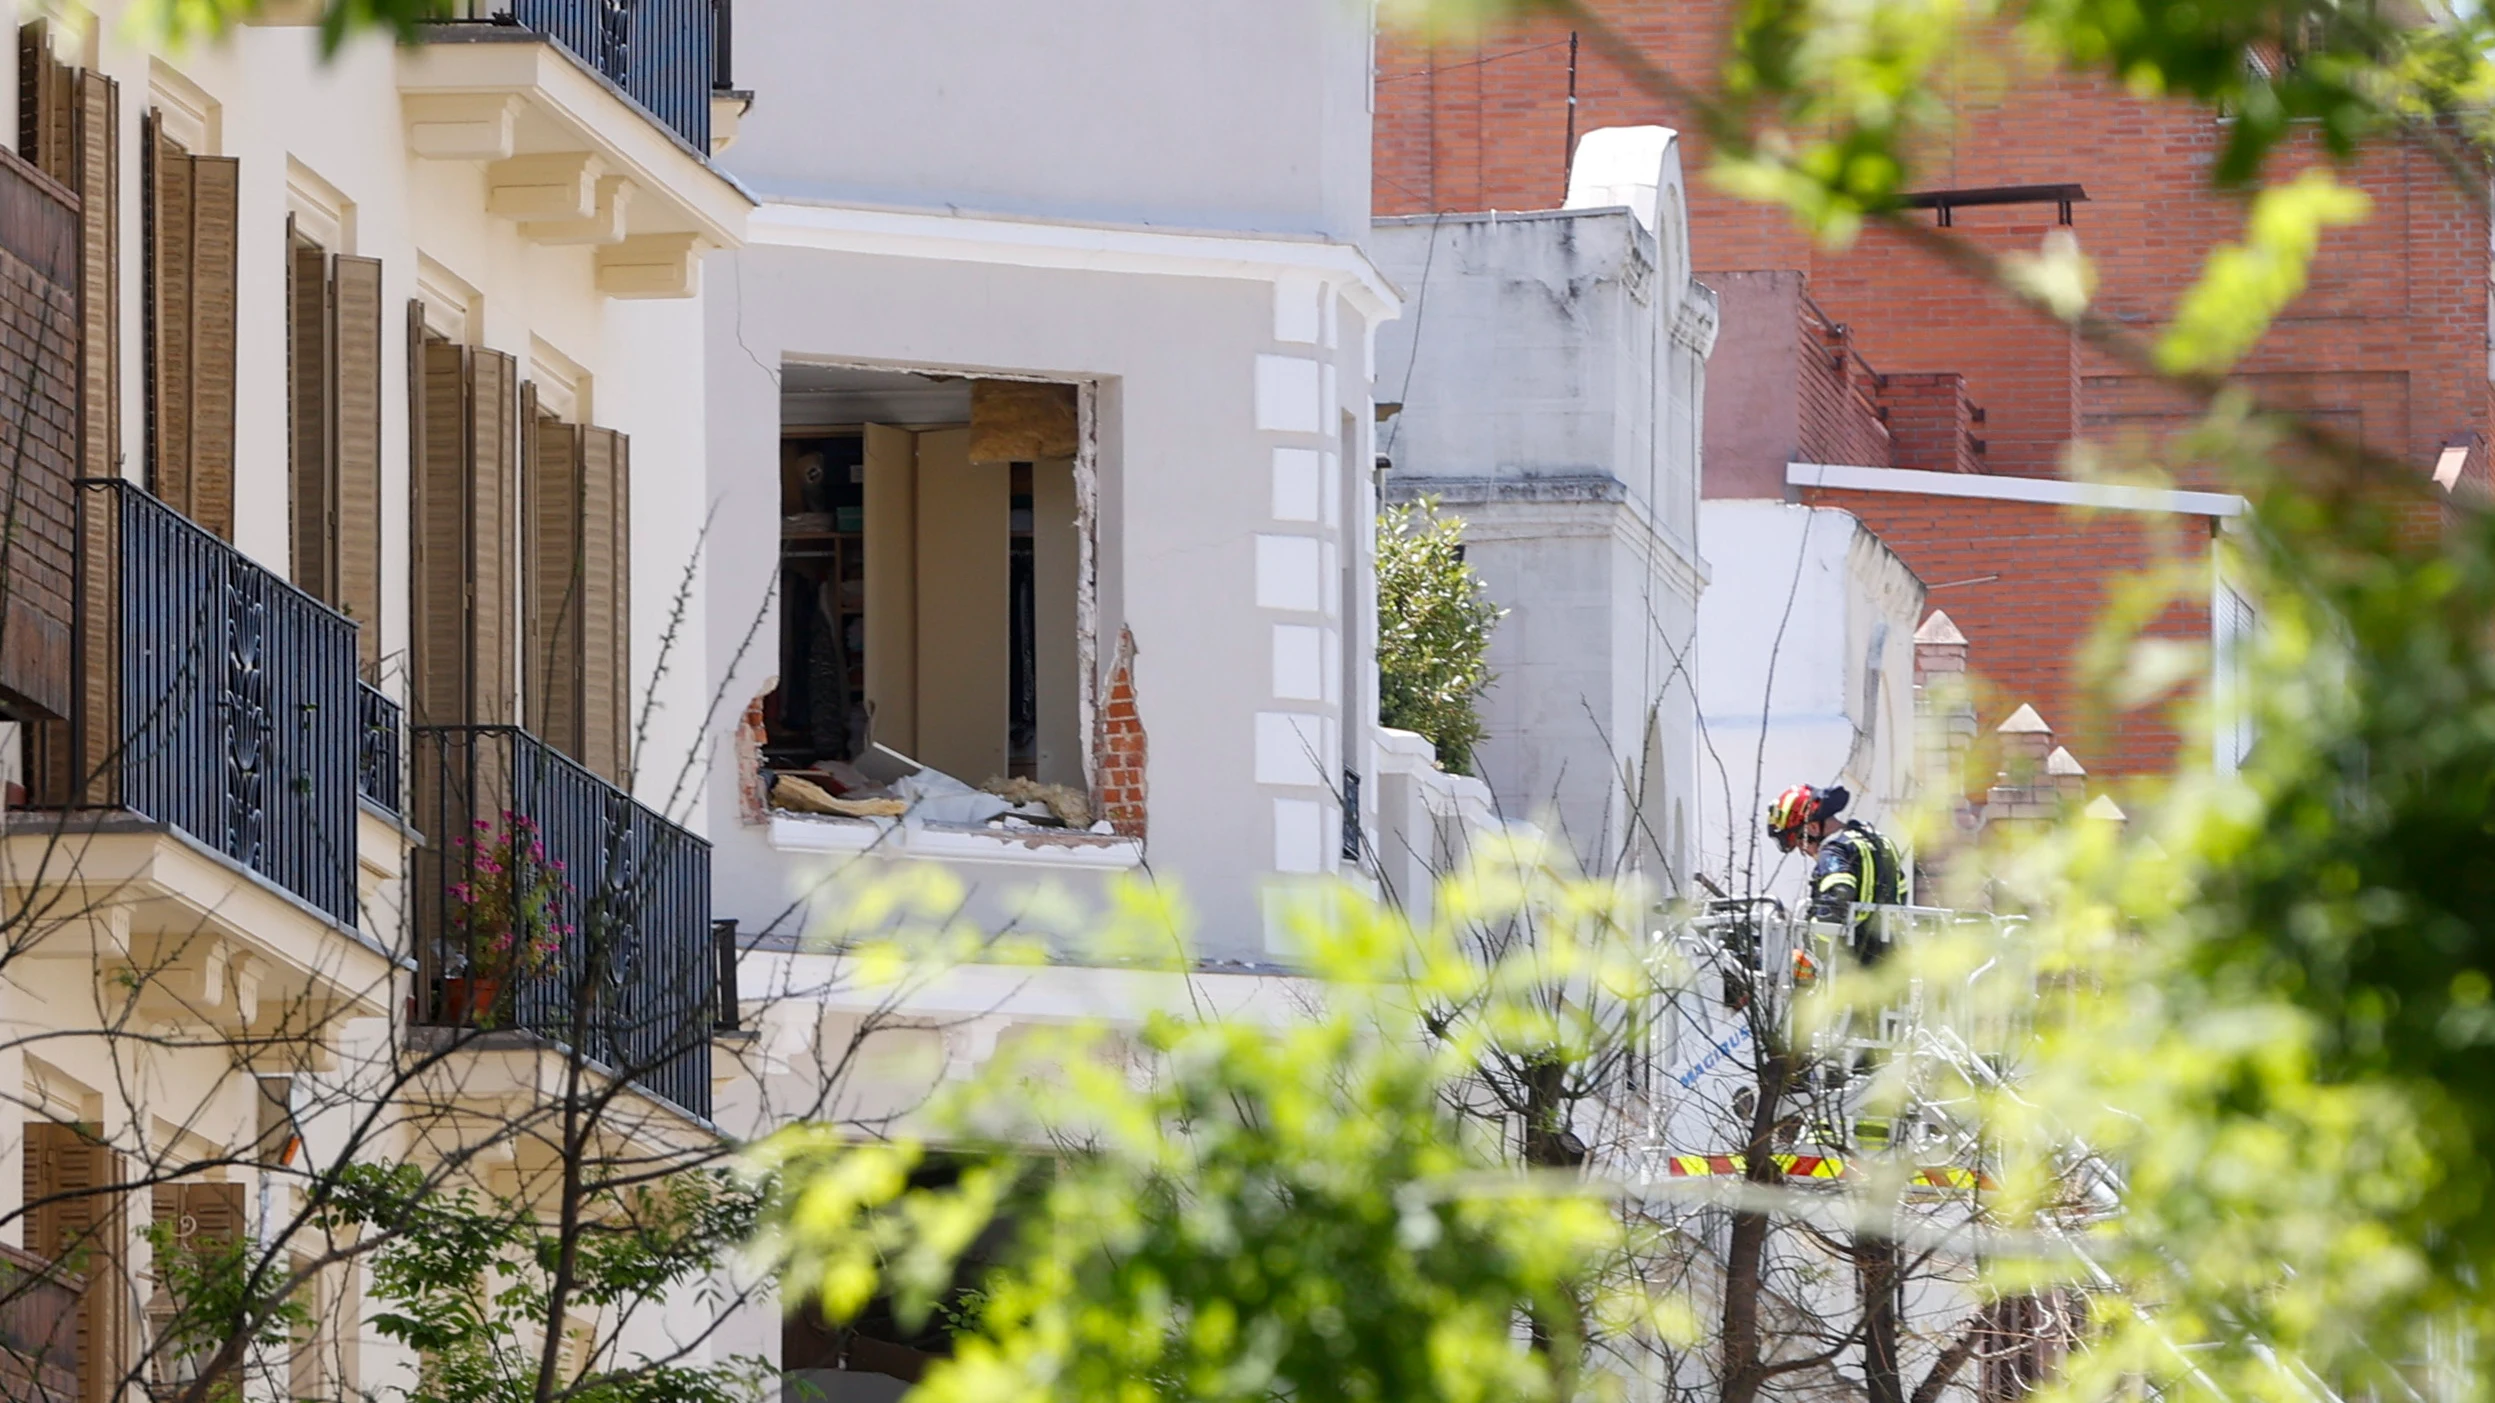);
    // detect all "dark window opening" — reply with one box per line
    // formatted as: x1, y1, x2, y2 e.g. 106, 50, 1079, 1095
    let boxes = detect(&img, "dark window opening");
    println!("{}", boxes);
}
1008, 461, 1036, 780
769, 432, 868, 771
